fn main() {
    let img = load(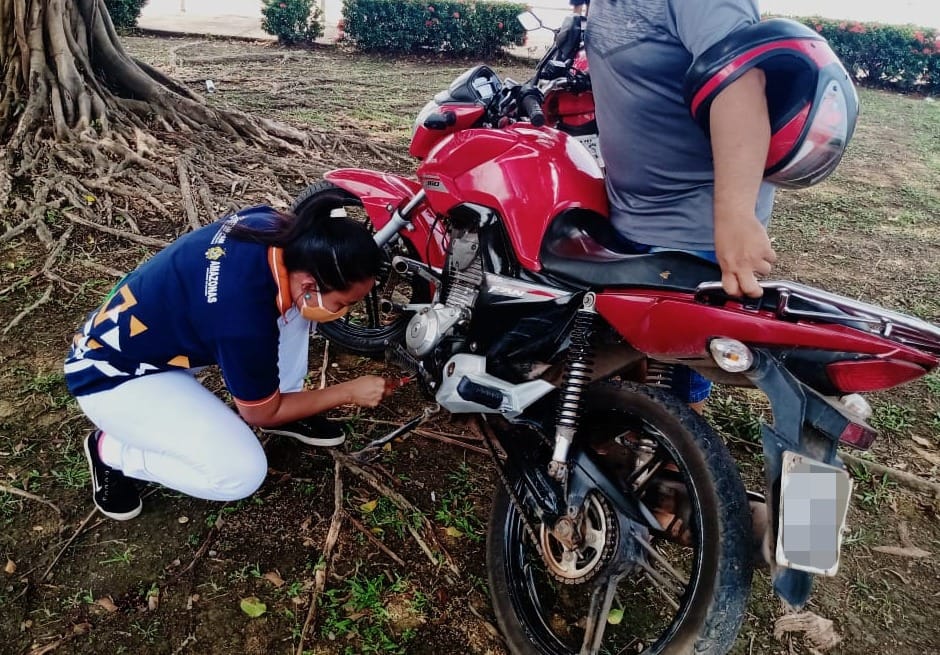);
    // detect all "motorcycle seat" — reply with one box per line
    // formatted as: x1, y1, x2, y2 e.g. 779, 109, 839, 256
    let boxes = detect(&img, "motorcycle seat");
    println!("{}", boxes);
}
539, 209, 722, 291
